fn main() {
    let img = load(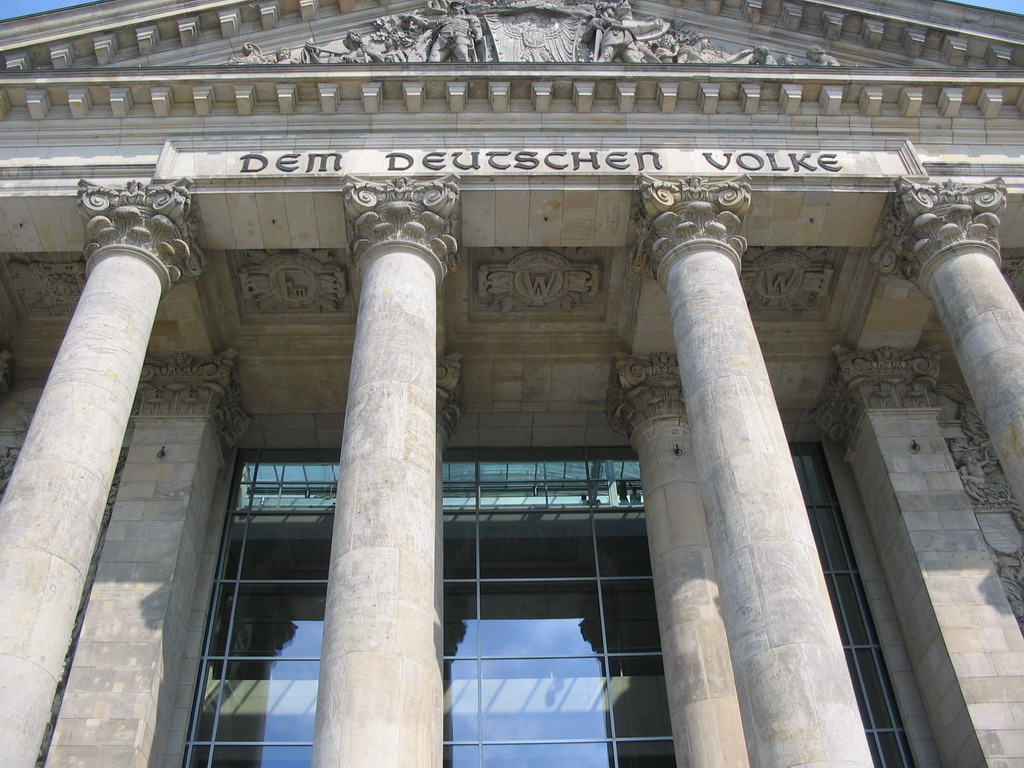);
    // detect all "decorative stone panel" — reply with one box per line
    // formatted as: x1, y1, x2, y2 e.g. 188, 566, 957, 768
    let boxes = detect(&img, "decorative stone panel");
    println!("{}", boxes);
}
740, 247, 833, 311
234, 249, 350, 317
813, 345, 939, 444
6, 252, 85, 316
476, 248, 599, 313
935, 381, 1024, 632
